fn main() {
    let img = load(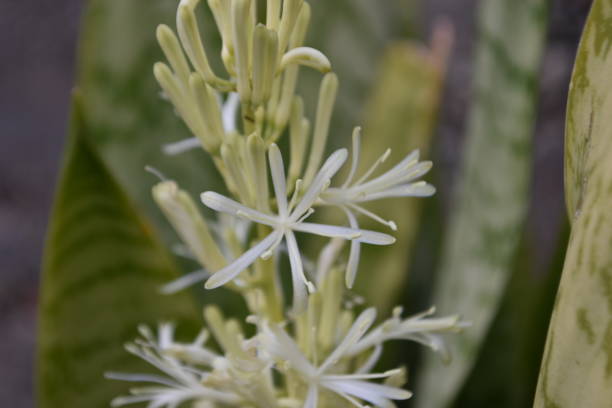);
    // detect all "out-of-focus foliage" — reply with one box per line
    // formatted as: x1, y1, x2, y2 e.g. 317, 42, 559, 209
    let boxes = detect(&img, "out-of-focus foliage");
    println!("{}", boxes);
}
534, 1, 612, 406
455, 223, 568, 407
355, 32, 451, 314
416, 1, 549, 406
37, 96, 200, 408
